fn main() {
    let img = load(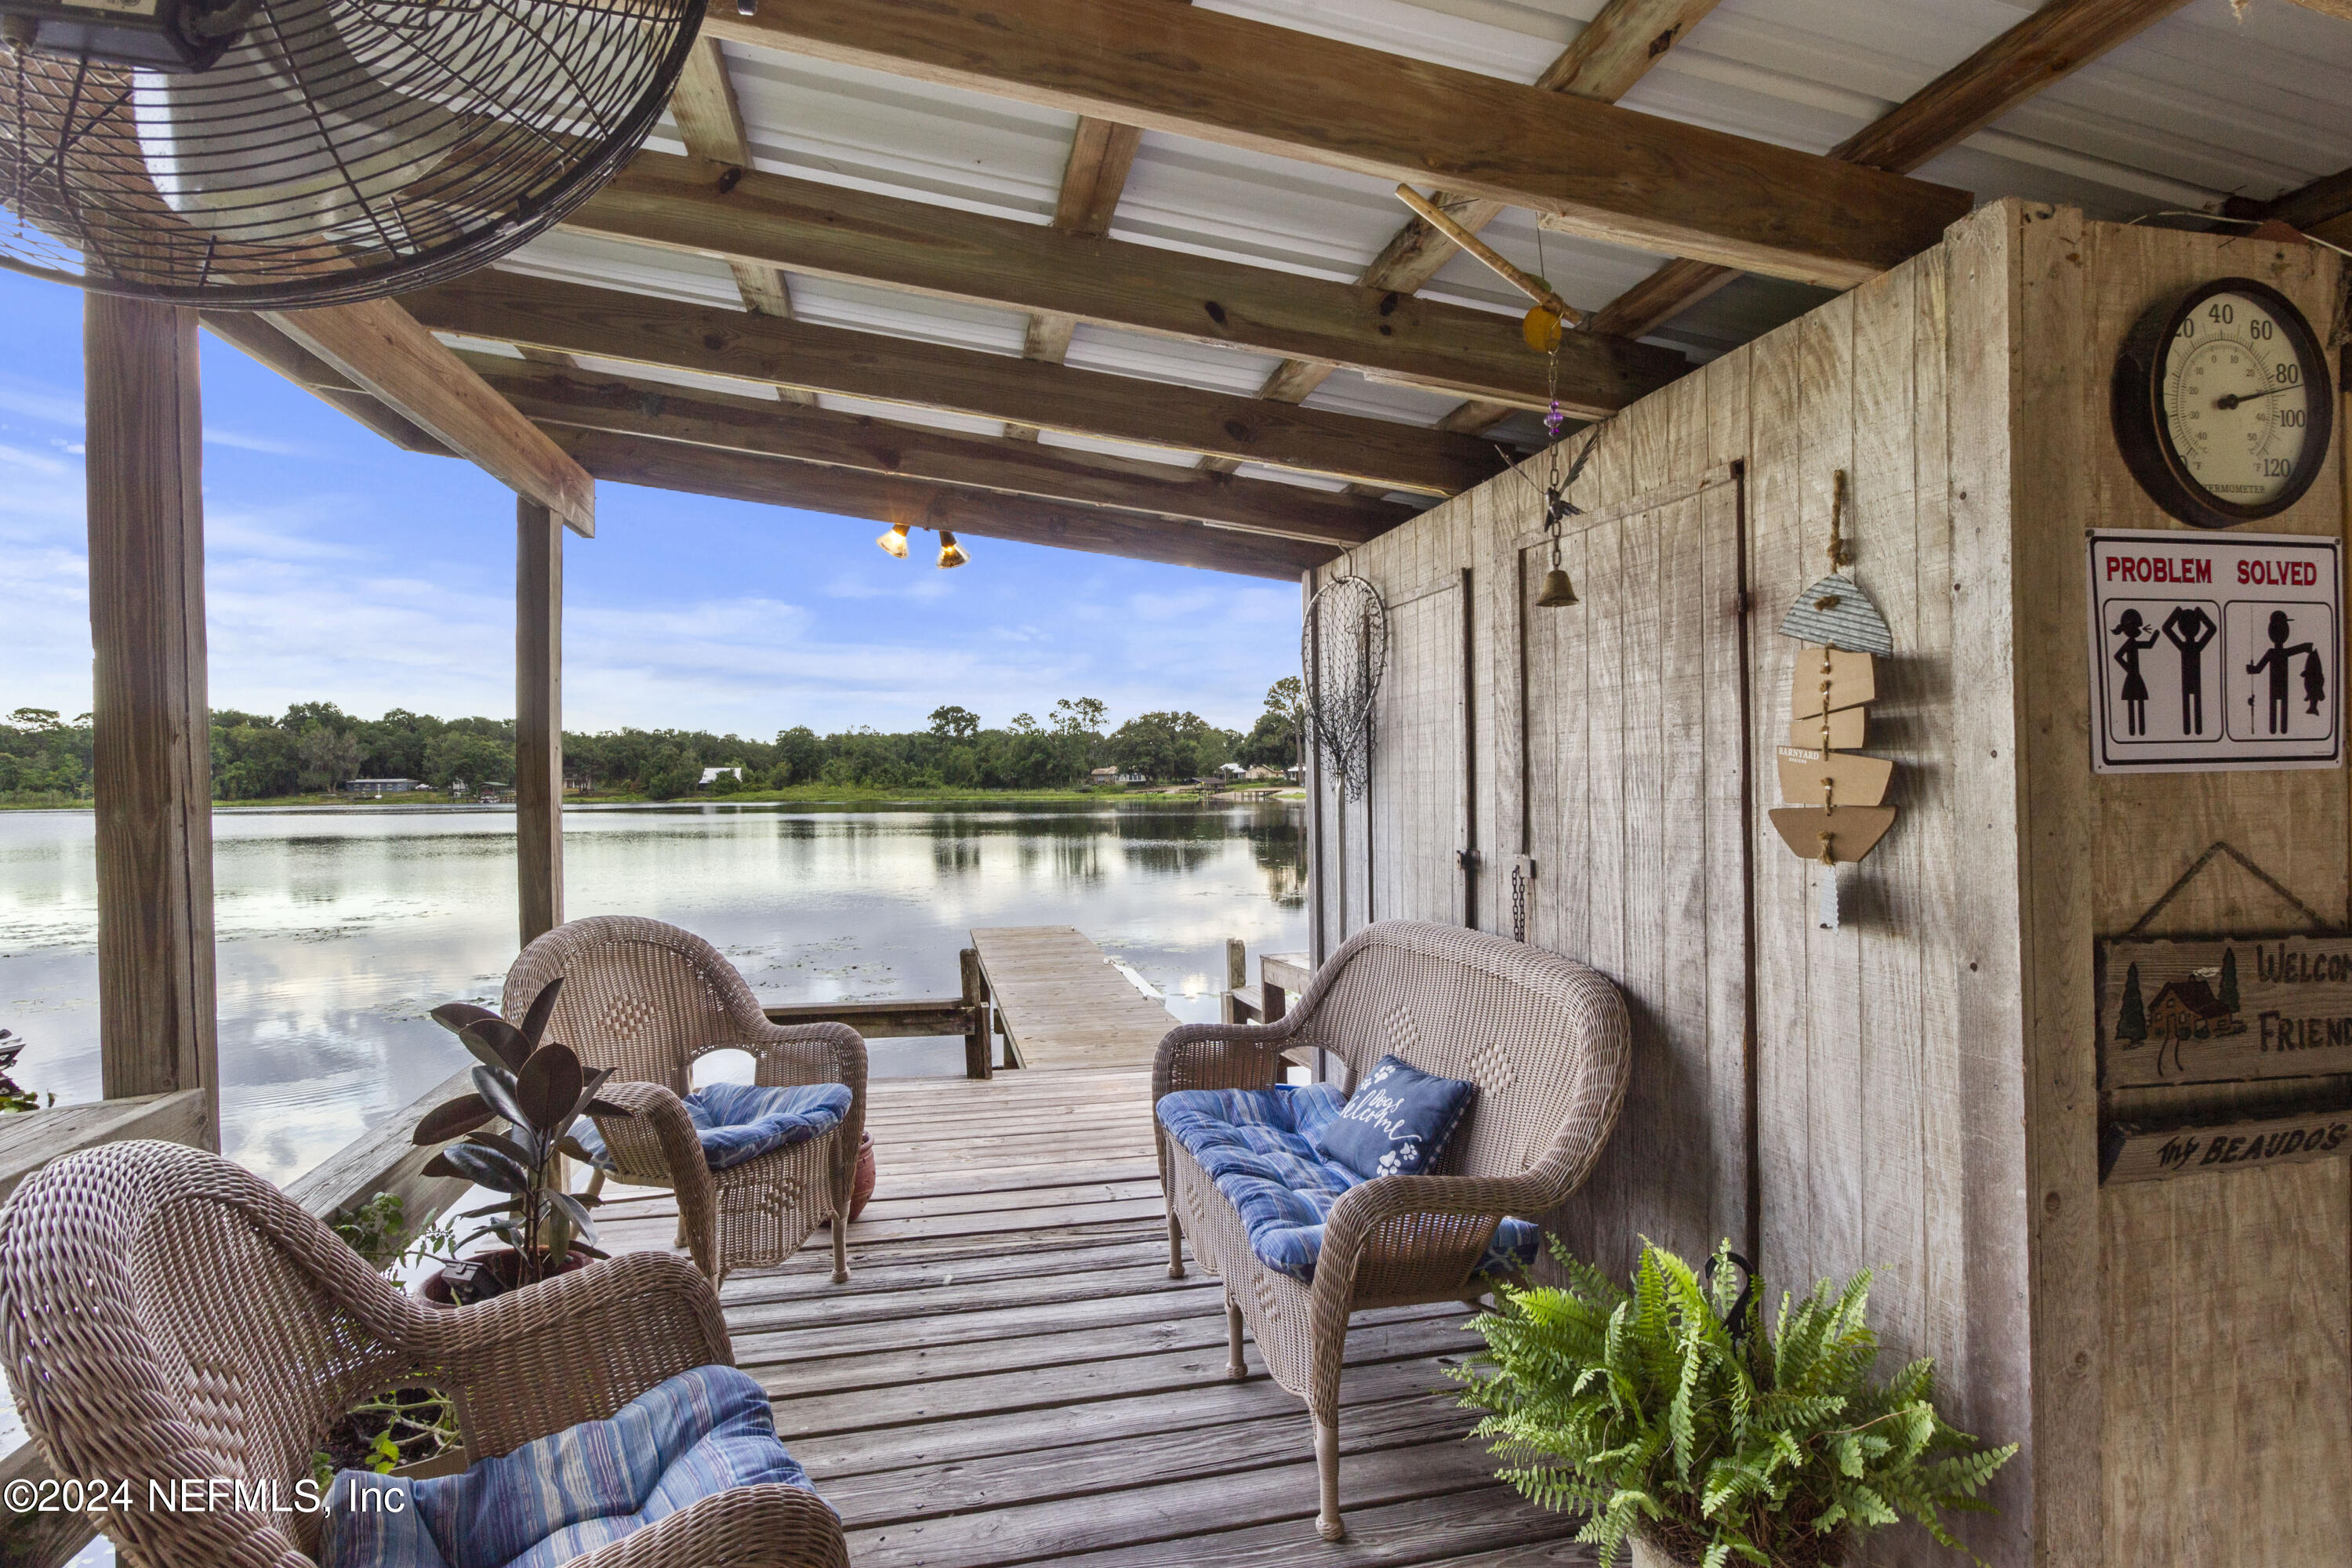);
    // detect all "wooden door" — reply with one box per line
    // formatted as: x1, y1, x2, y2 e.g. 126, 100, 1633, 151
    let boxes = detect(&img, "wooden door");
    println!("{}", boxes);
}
1493, 466, 1752, 1279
